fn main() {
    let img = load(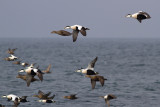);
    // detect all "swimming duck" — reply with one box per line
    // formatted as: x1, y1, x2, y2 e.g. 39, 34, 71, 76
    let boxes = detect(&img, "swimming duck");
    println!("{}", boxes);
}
63, 94, 77, 100
51, 30, 72, 36
100, 94, 117, 107
64, 25, 89, 42
16, 73, 39, 87
85, 75, 107, 89
7, 48, 17, 54
76, 57, 98, 75
42, 64, 52, 73
126, 11, 151, 23
33, 90, 55, 100
38, 99, 56, 103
